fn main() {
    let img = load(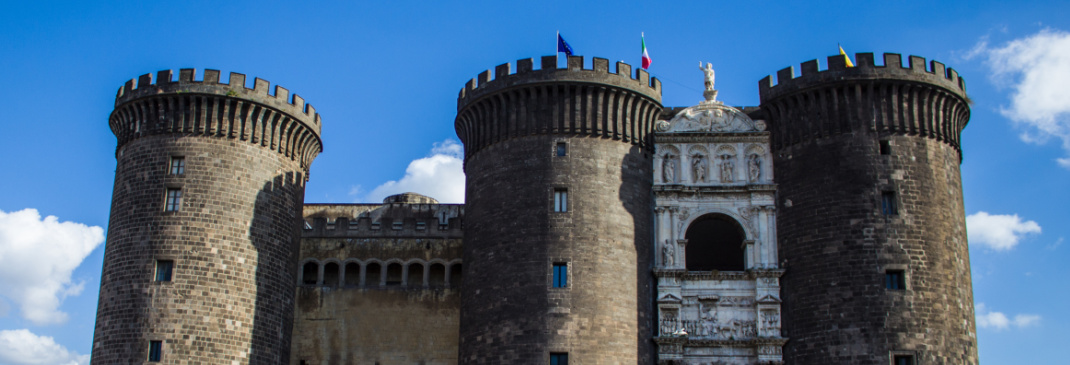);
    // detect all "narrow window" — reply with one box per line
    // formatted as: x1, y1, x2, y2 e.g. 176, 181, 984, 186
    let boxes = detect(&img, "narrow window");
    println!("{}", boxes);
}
881, 191, 898, 215
553, 189, 568, 212
169, 156, 185, 174
301, 262, 318, 285
164, 188, 182, 211
155, 260, 173, 282
556, 142, 567, 157
879, 140, 891, 155
148, 340, 162, 362
416, 221, 426, 231
885, 270, 906, 290
552, 263, 568, 288
392, 221, 403, 230
892, 354, 914, 365
550, 353, 569, 365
